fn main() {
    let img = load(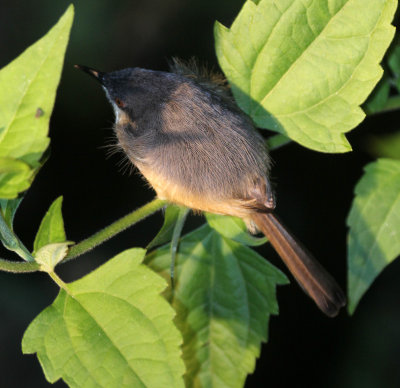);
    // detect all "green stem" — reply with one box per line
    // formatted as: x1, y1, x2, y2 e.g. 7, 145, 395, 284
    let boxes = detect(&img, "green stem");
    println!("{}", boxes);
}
0, 258, 39, 273
170, 207, 189, 286
64, 198, 167, 262
48, 270, 68, 291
